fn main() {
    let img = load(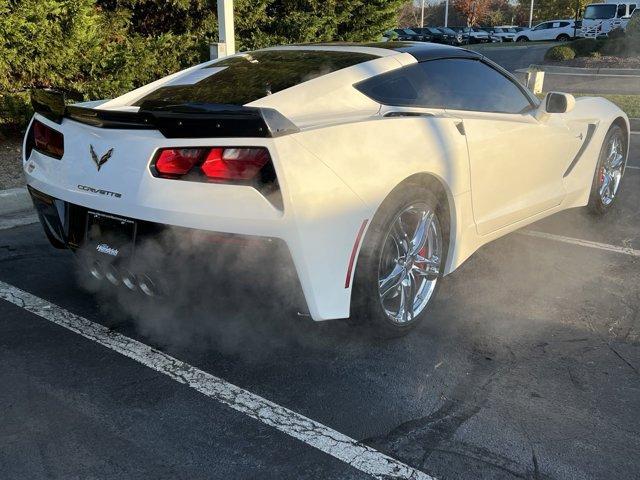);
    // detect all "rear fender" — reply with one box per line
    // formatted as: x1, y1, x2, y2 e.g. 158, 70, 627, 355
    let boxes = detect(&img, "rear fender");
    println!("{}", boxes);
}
278, 116, 471, 319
